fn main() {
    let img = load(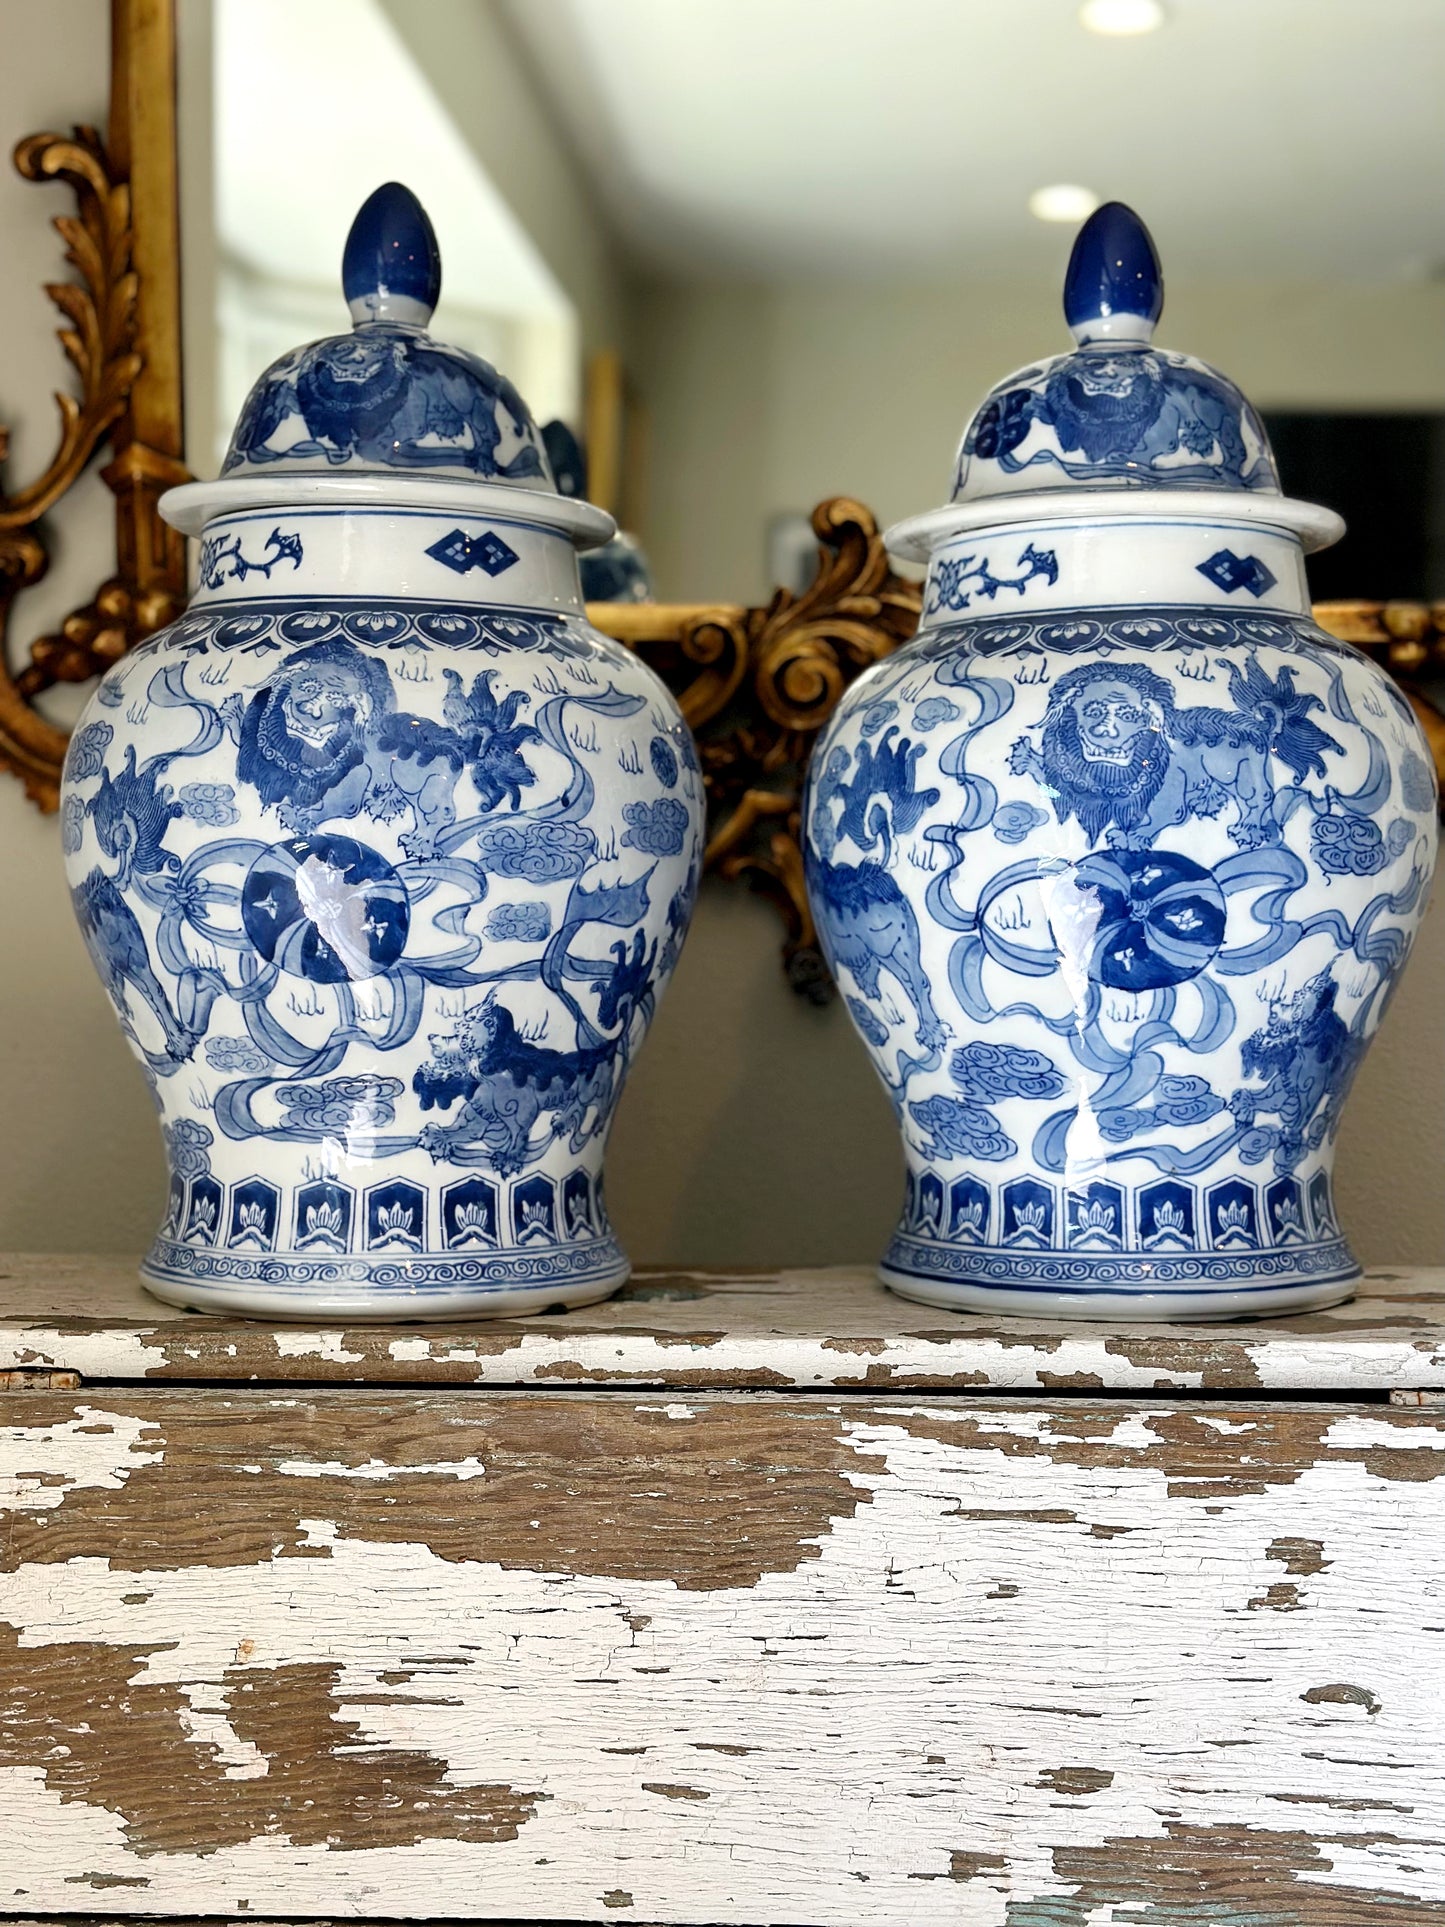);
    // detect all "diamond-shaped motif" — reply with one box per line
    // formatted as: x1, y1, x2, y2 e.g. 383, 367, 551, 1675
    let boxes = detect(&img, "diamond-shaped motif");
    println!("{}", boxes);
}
1197, 548, 1277, 598
425, 528, 520, 577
